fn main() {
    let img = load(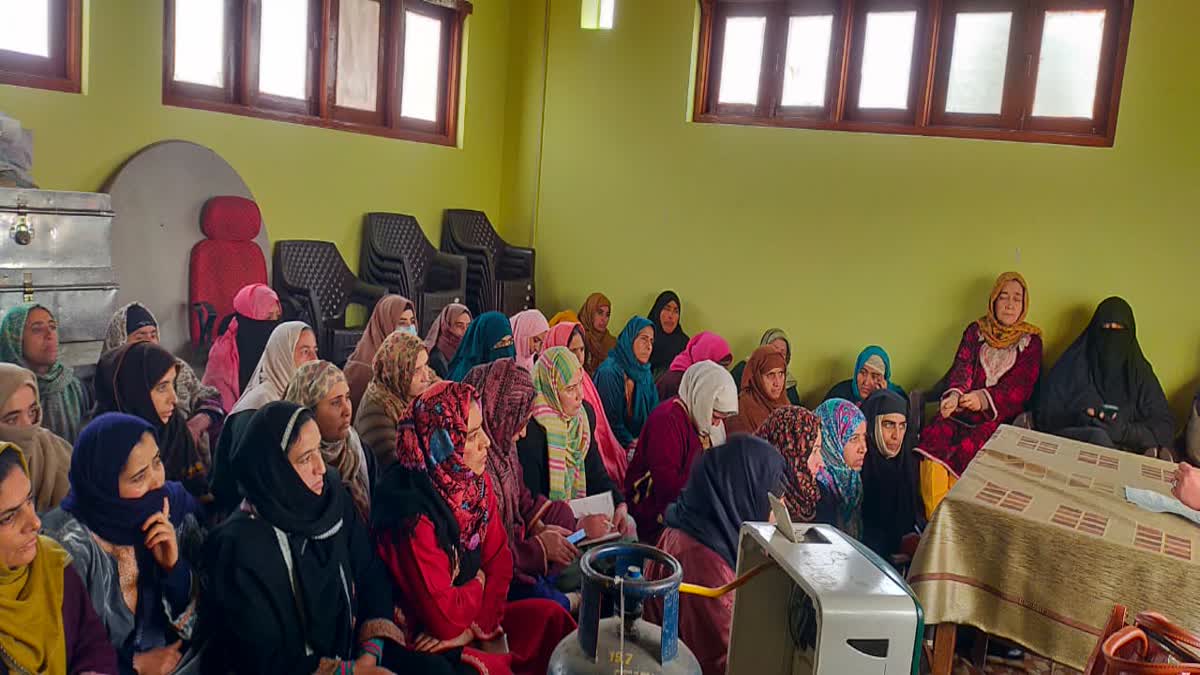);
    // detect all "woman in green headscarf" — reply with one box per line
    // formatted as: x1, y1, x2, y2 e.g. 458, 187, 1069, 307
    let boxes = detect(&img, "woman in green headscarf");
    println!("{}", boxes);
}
0, 304, 88, 443
731, 328, 801, 406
